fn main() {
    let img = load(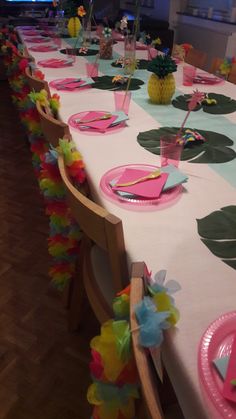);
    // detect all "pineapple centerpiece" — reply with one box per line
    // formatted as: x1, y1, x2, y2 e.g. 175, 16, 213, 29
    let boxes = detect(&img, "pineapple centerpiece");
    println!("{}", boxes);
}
147, 54, 177, 104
